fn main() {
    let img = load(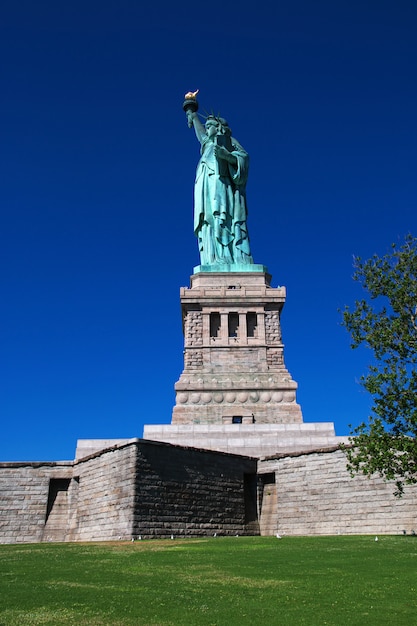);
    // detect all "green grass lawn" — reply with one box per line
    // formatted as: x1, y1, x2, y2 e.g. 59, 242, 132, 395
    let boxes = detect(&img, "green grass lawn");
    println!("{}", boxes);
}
0, 536, 416, 625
